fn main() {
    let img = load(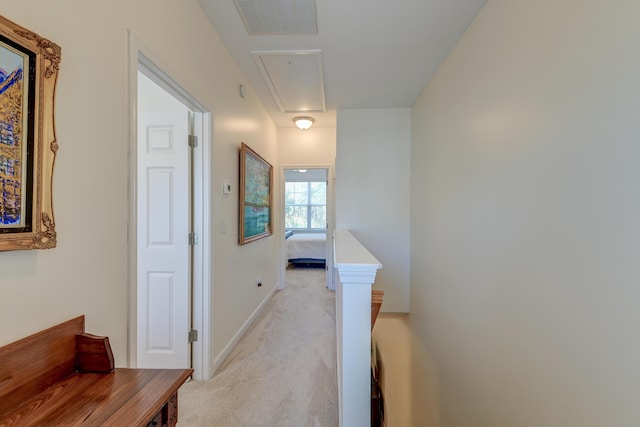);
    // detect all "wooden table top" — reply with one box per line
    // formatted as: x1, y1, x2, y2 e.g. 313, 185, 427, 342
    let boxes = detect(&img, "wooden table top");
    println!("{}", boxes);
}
0, 368, 192, 427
